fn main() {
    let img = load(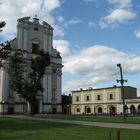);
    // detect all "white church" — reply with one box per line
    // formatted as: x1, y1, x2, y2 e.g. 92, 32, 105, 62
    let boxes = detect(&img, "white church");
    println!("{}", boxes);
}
0, 16, 63, 114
